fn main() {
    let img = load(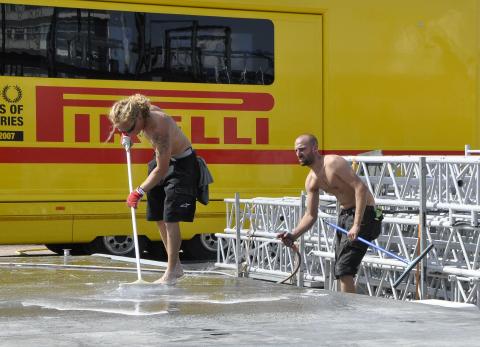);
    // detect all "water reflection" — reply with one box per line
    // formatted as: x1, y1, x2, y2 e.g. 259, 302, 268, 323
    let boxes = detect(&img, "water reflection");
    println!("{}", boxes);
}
0, 256, 296, 316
